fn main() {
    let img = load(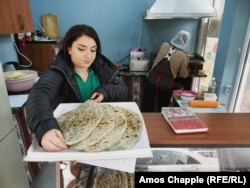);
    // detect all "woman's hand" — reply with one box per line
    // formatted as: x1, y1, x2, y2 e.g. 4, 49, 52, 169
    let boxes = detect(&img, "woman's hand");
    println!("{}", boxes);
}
41, 129, 68, 152
91, 92, 104, 102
